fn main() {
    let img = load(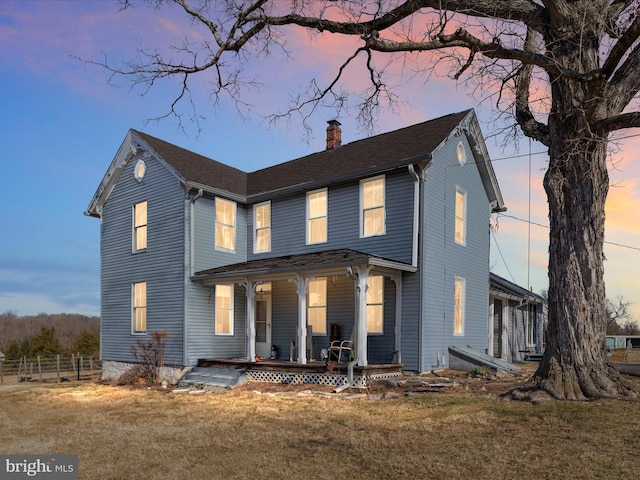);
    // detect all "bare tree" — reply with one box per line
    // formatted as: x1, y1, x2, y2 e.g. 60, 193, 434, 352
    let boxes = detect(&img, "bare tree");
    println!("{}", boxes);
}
606, 295, 632, 334
98, 0, 640, 399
